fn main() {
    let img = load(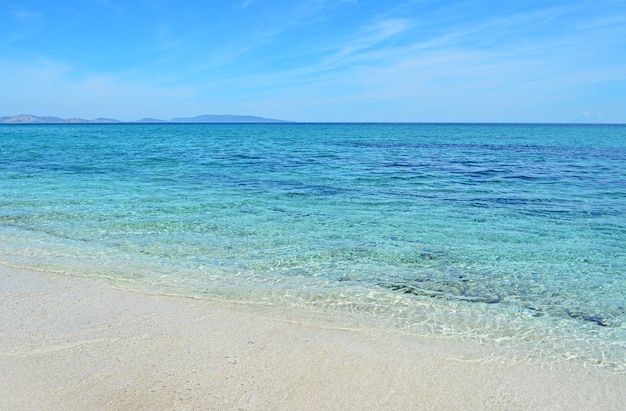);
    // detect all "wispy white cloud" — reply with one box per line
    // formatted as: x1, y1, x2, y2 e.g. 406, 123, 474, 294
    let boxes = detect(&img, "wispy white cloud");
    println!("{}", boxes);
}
153, 24, 185, 51
241, 0, 260, 9
184, 0, 625, 122
580, 111, 603, 117
1, 1, 624, 122
331, 18, 412, 60
0, 58, 195, 120
86, 0, 124, 13
184, 1, 335, 75
249, 16, 415, 81
11, 9, 44, 22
